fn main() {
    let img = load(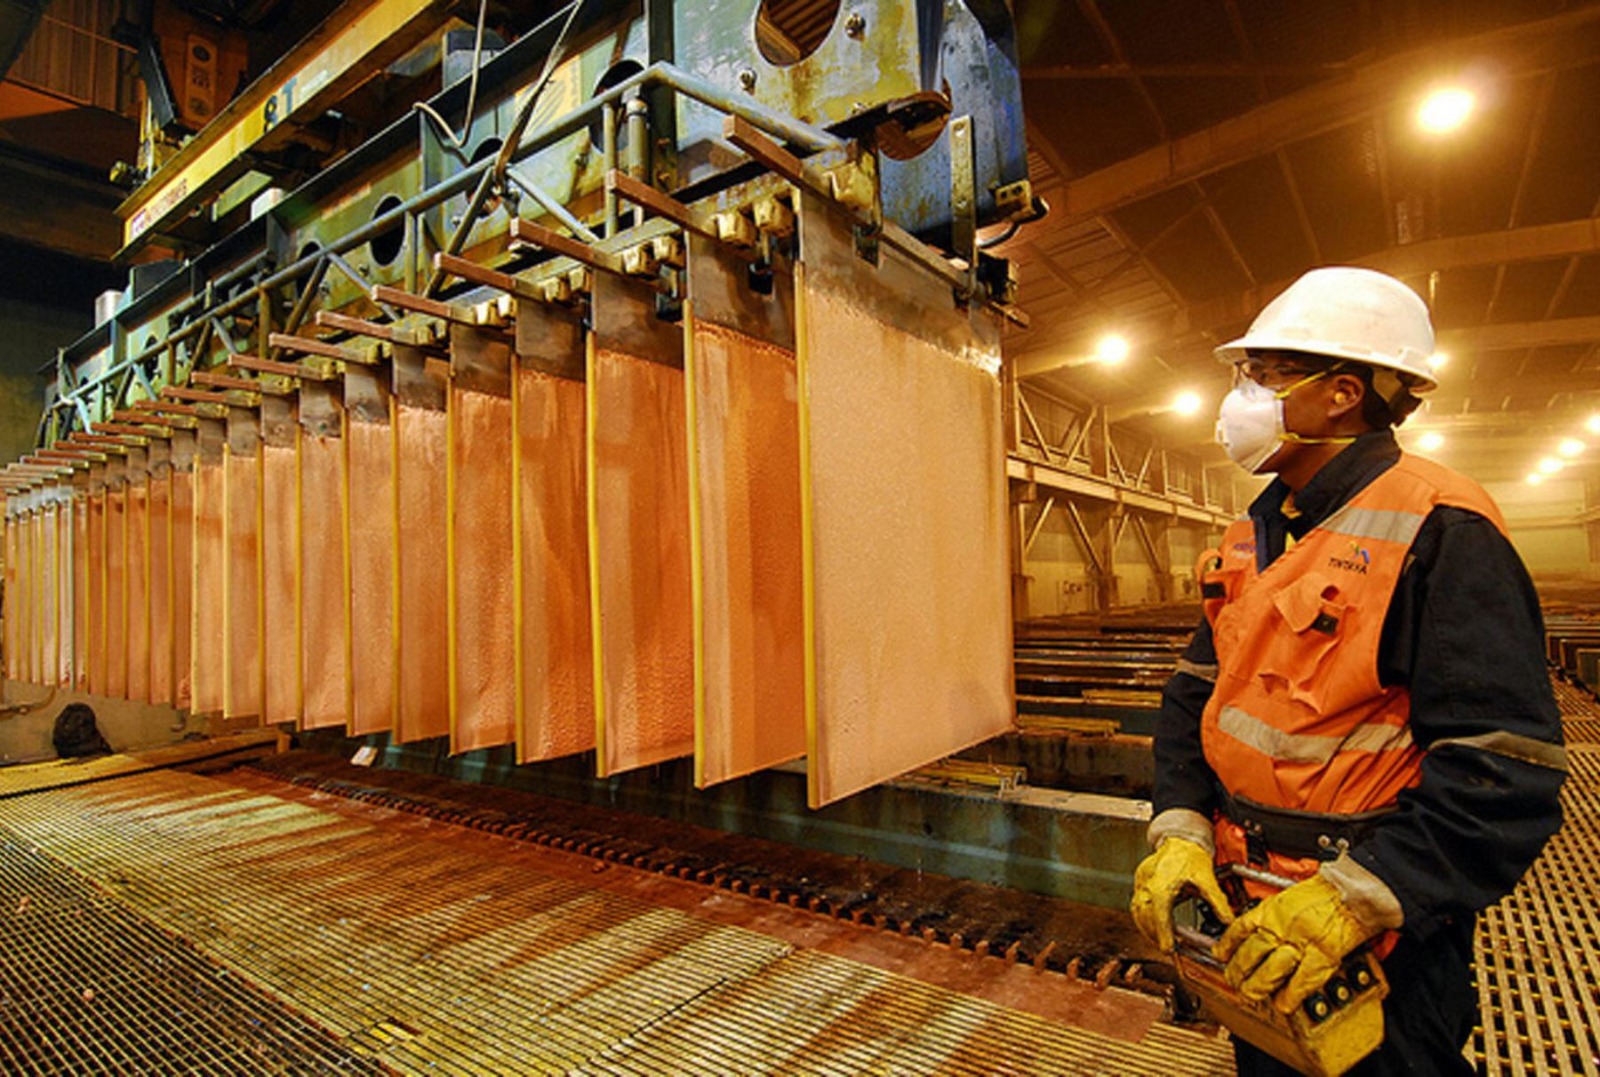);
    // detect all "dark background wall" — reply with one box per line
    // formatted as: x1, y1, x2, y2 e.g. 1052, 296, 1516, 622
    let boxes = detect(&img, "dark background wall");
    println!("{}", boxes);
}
0, 236, 121, 464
